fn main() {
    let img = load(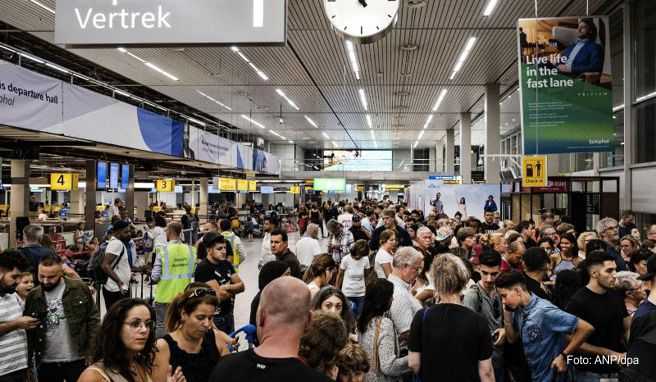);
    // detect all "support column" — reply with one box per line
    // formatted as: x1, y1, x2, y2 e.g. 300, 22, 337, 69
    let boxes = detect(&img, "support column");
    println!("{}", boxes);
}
485, 83, 501, 184
70, 189, 85, 216
446, 129, 455, 175
435, 140, 444, 173
622, 1, 633, 211
84, 160, 97, 232
199, 178, 209, 223
460, 112, 472, 184
125, 165, 135, 221
9, 160, 30, 247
